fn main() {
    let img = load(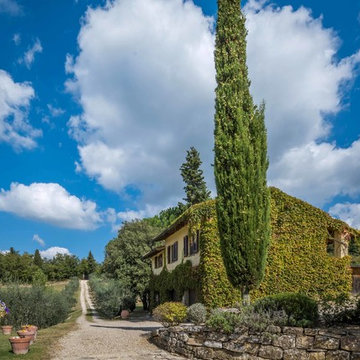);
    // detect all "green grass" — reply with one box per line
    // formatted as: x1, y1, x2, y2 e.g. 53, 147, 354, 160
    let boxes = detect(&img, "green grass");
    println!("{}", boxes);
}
0, 288, 81, 359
